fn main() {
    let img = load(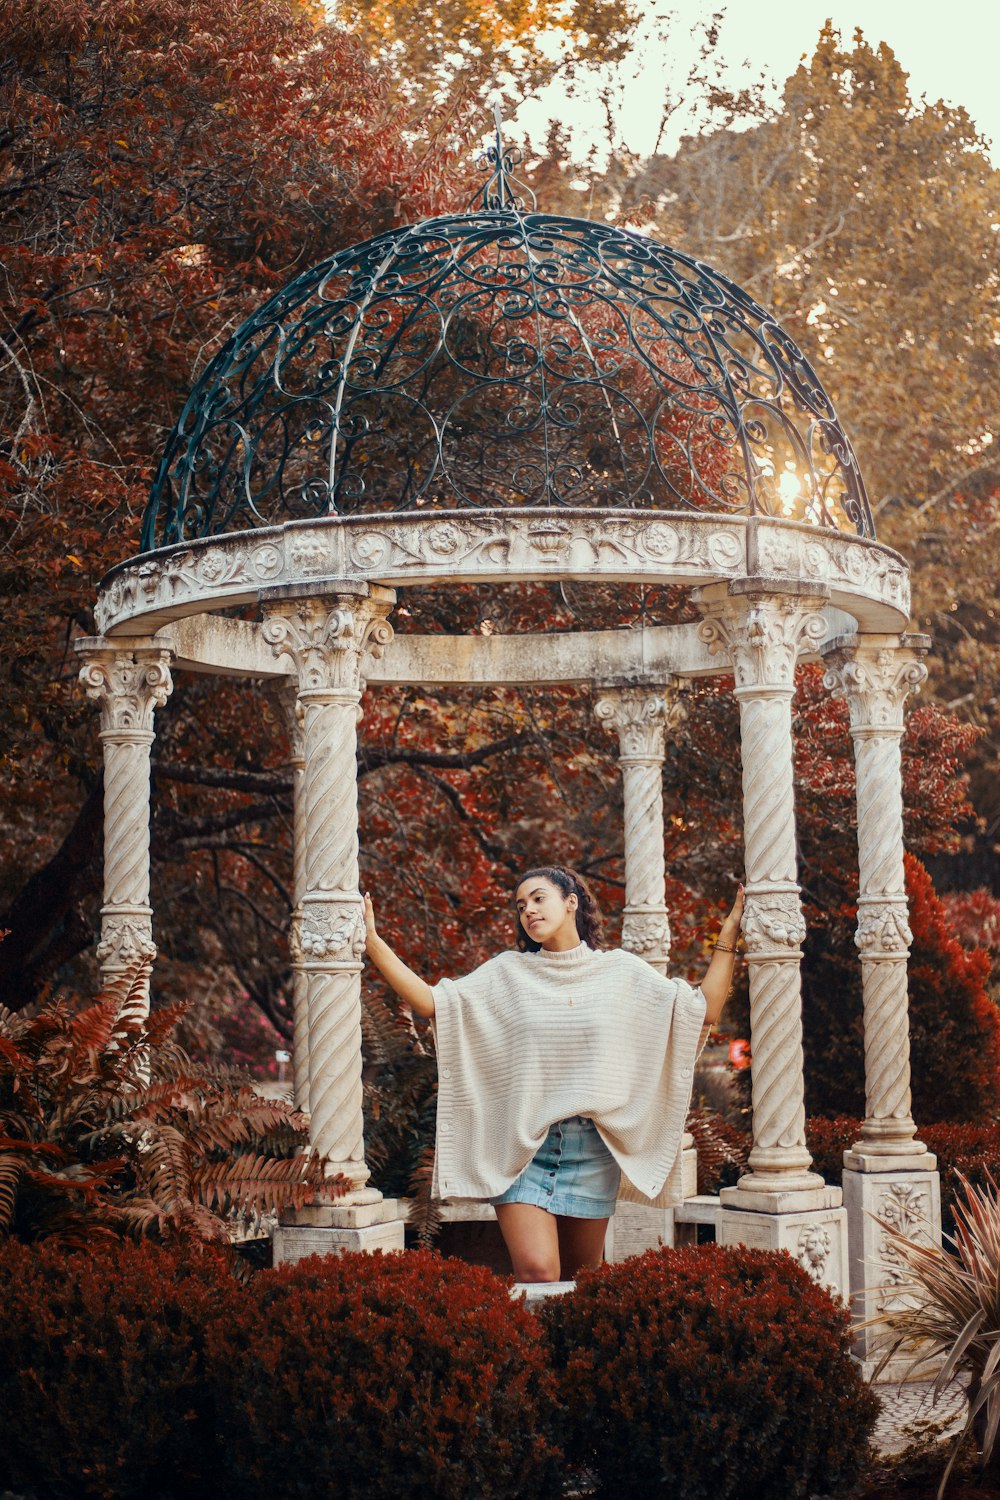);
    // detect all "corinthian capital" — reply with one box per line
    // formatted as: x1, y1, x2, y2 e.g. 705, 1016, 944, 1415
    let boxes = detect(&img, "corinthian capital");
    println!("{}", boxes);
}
77, 640, 174, 734
822, 635, 929, 734
697, 587, 828, 693
594, 686, 684, 761
261, 590, 394, 695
